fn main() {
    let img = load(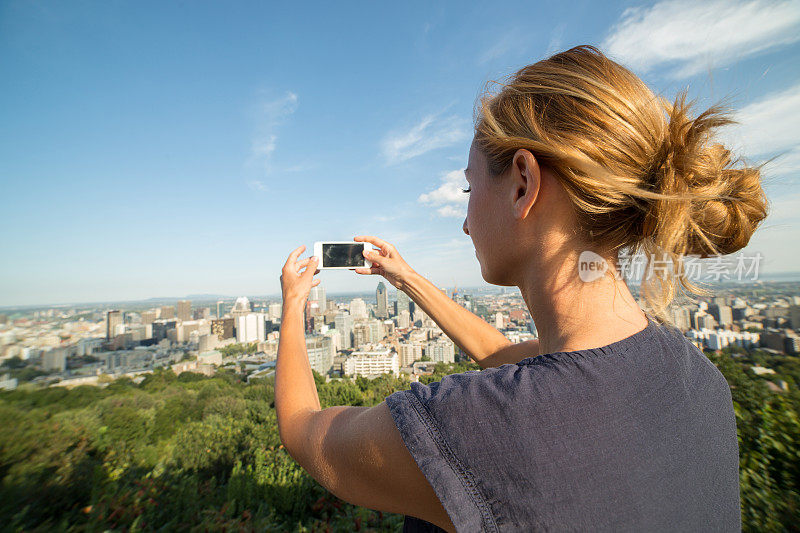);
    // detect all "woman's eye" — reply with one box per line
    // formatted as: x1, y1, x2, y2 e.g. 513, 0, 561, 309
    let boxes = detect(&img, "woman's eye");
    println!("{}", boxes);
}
461, 186, 471, 193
